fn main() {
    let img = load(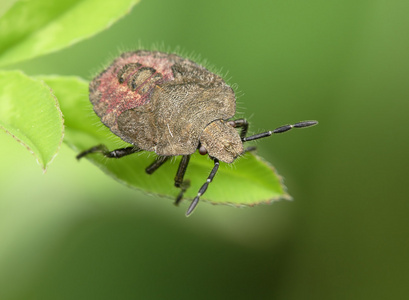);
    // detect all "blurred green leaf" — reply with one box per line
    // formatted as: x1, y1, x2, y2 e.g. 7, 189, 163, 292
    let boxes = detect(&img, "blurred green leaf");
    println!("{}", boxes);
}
0, 0, 17, 18
0, 70, 63, 171
0, 0, 140, 67
40, 75, 290, 208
